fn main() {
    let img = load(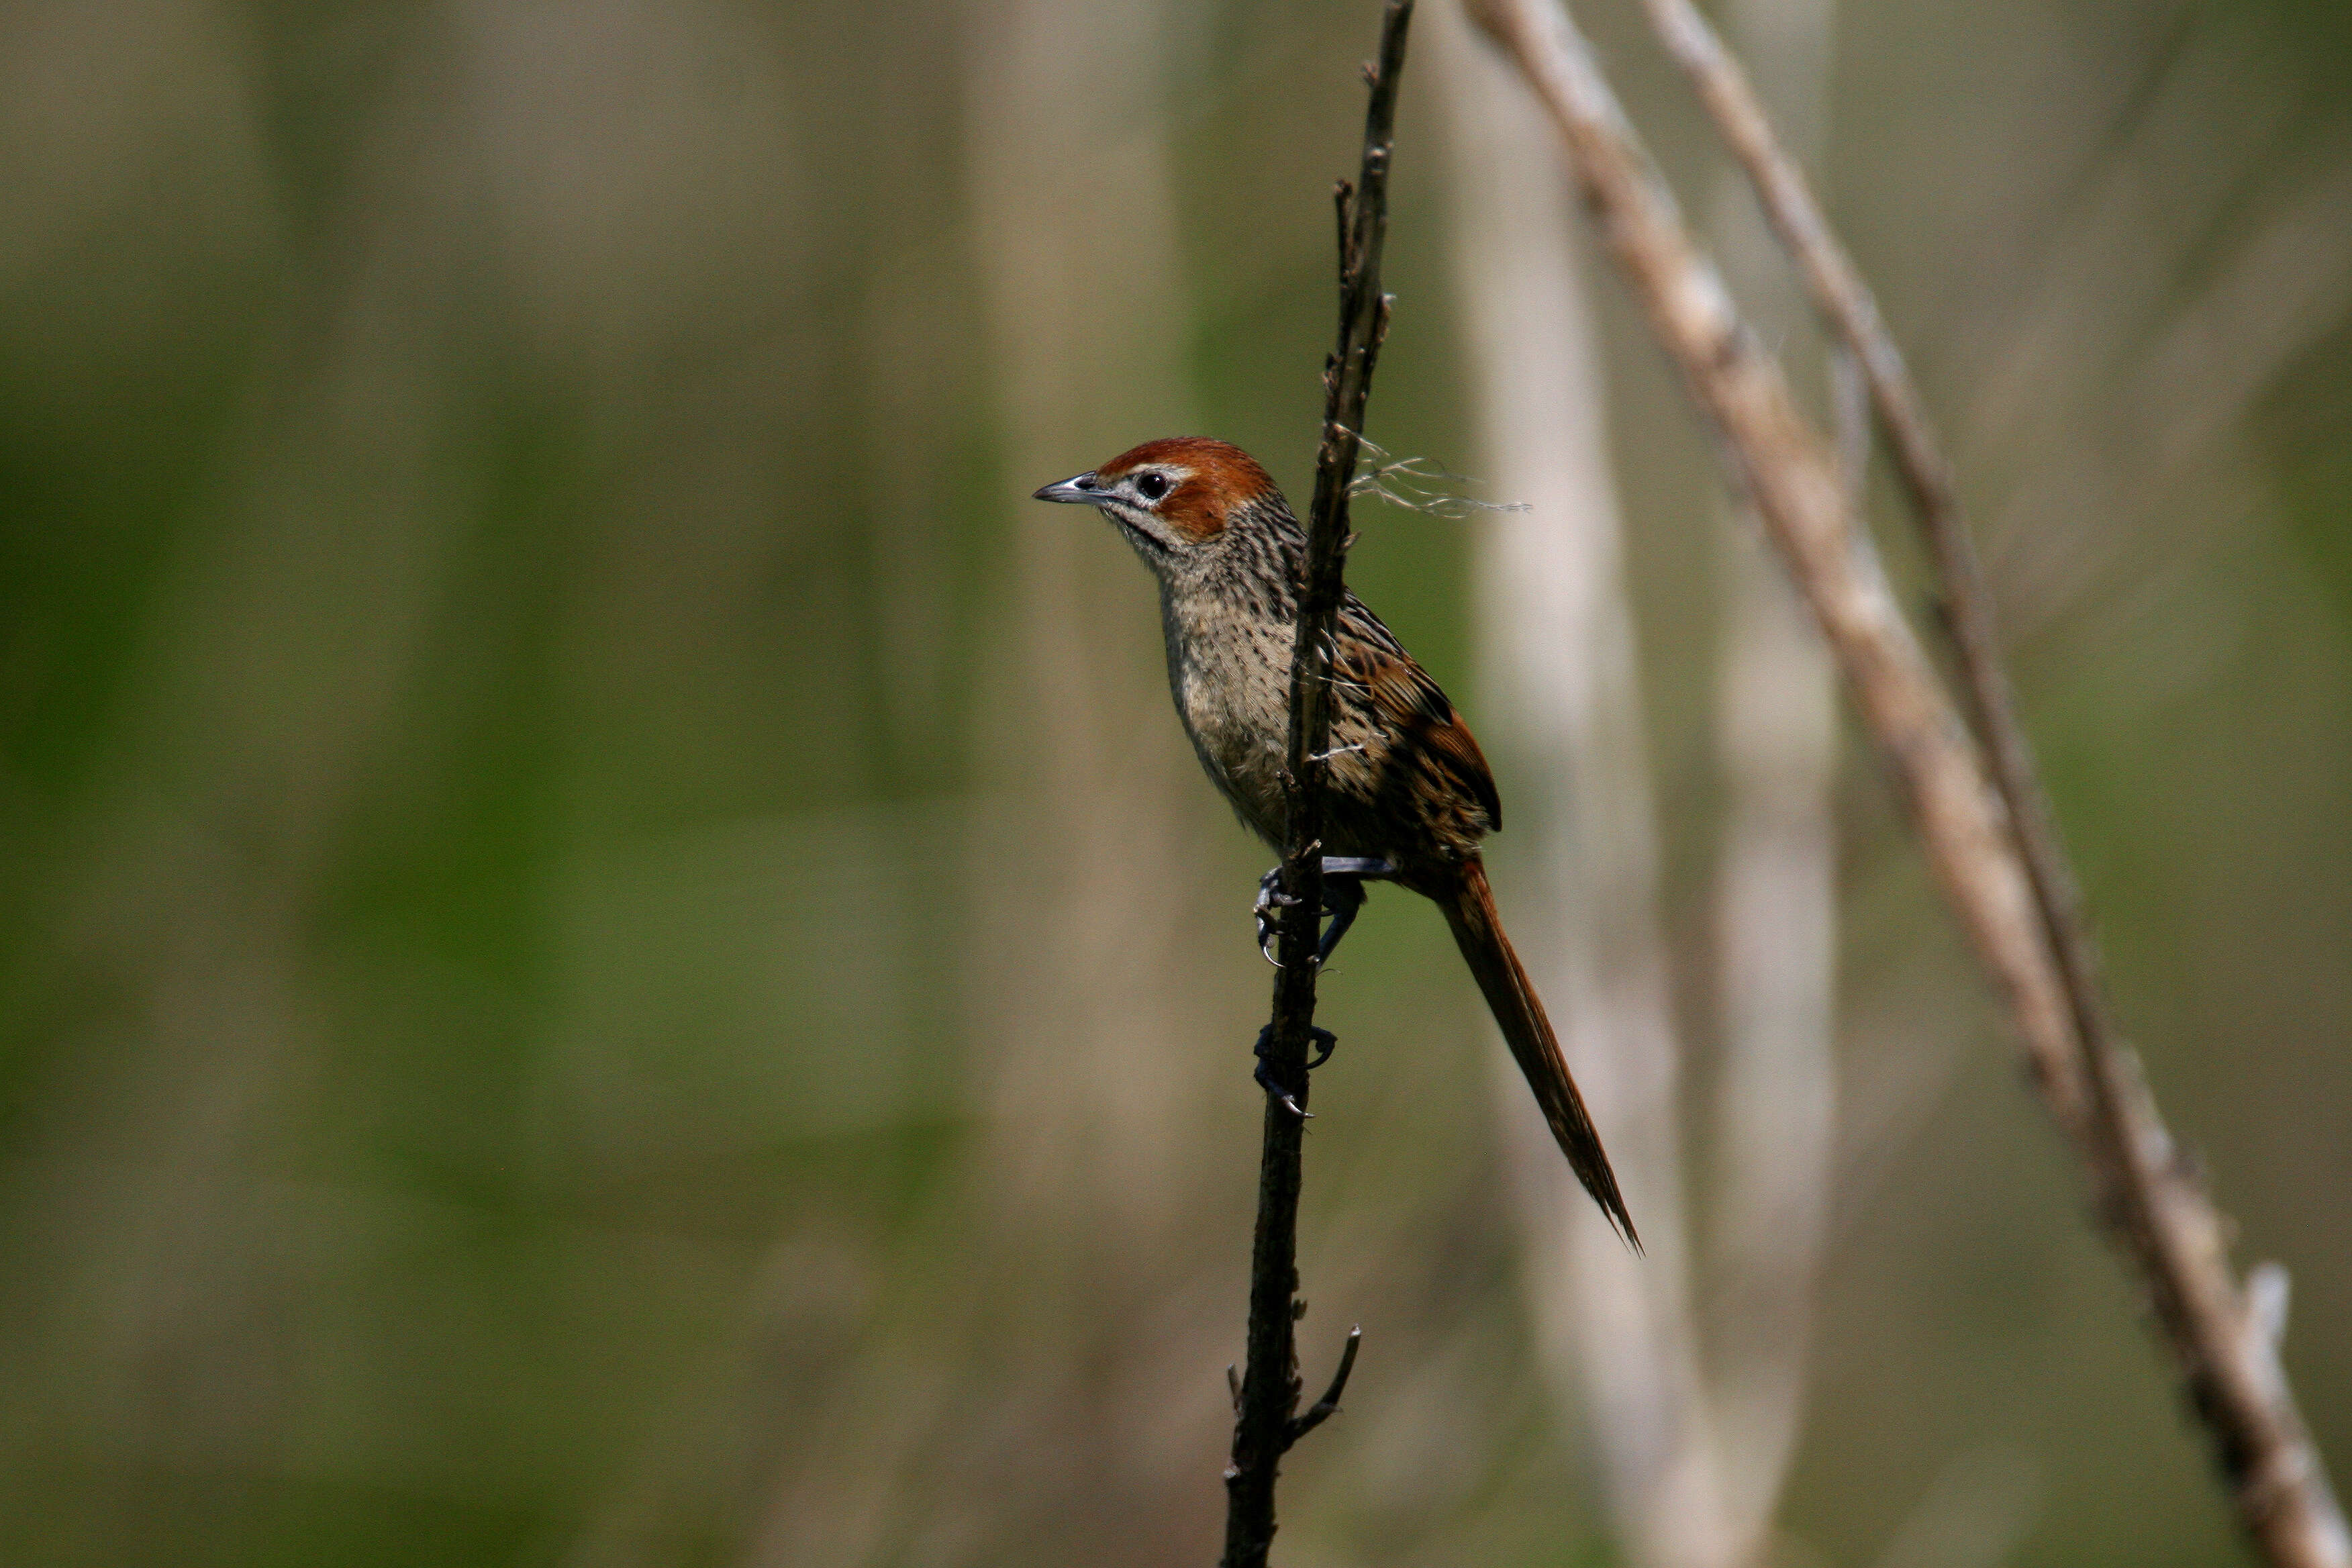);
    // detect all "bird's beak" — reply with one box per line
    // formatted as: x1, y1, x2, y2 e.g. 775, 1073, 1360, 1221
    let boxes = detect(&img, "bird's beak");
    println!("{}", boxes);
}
1032, 472, 1106, 505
